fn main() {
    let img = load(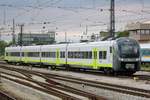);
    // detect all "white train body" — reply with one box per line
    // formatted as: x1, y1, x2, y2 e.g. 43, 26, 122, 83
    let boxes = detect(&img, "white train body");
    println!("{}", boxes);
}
5, 38, 141, 74
140, 43, 150, 64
